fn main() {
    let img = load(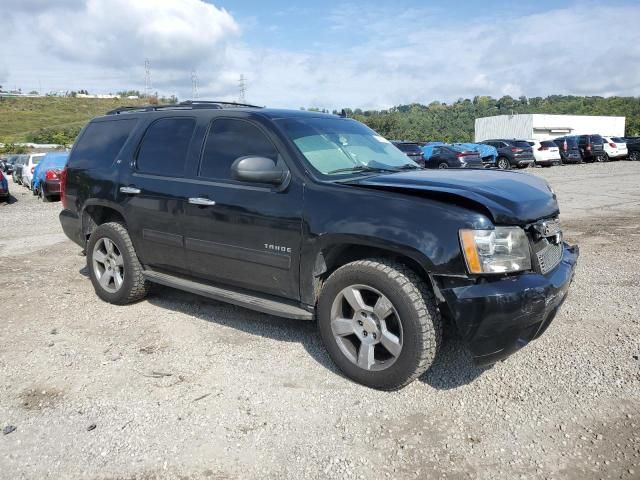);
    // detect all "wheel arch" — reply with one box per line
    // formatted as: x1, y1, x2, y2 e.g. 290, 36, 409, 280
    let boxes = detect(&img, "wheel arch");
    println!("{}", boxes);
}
81, 200, 128, 241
